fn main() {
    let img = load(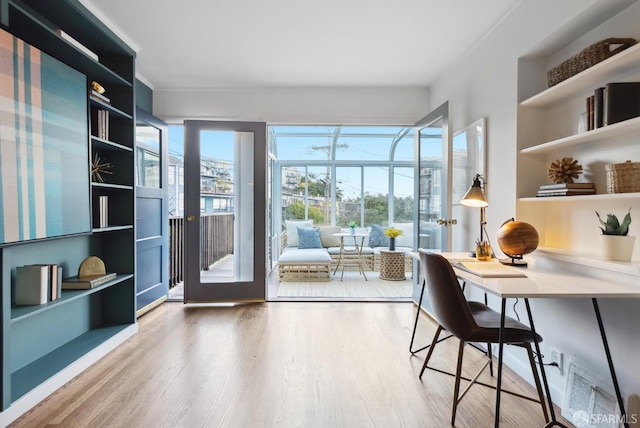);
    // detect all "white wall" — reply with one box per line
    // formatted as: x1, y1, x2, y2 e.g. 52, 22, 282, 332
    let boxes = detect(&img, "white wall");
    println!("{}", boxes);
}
154, 87, 429, 125
429, 0, 640, 417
